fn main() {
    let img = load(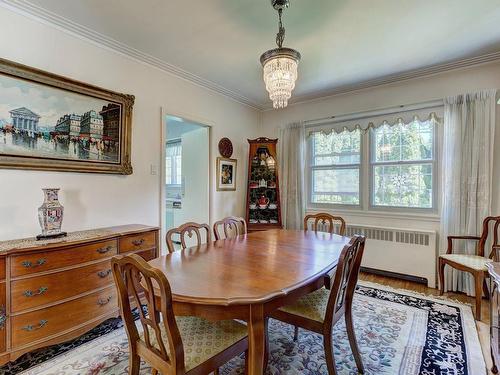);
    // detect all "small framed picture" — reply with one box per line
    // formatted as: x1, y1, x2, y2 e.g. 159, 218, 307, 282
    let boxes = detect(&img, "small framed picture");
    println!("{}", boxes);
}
216, 157, 237, 191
